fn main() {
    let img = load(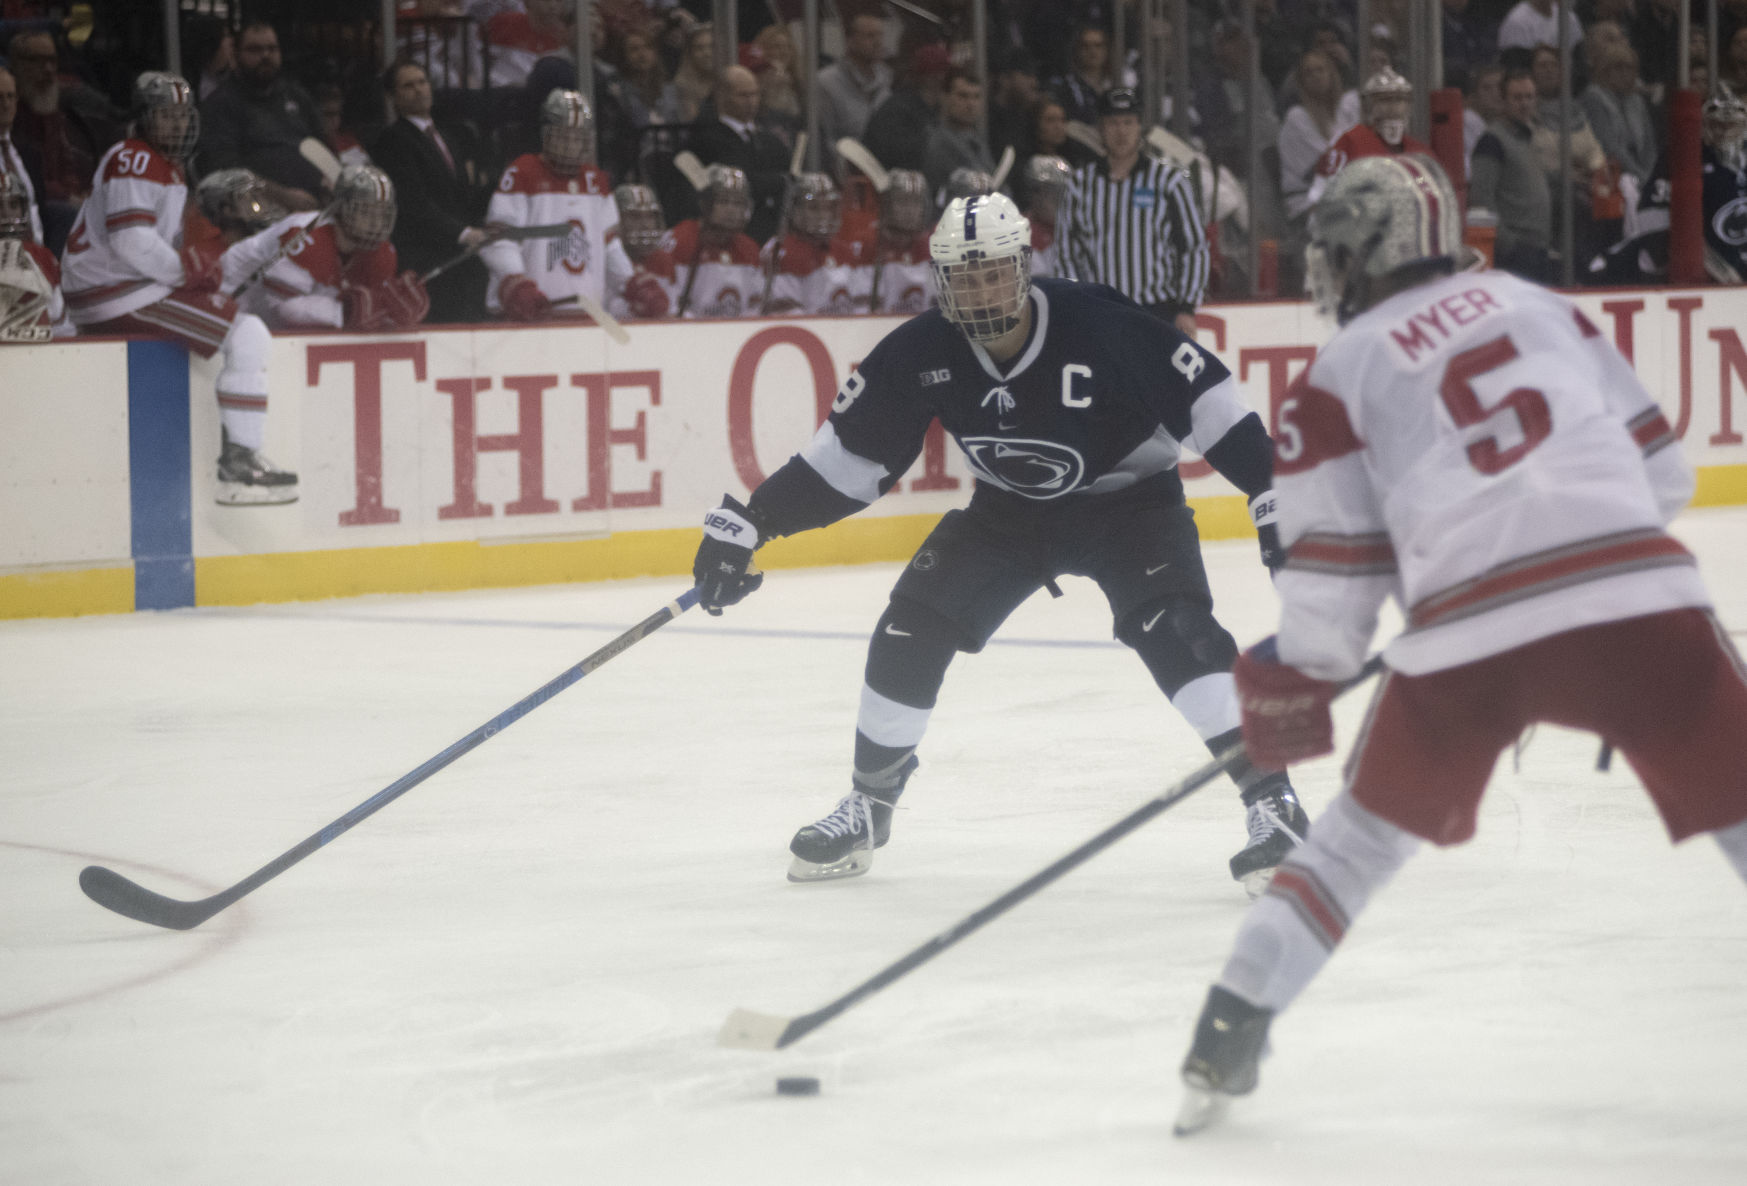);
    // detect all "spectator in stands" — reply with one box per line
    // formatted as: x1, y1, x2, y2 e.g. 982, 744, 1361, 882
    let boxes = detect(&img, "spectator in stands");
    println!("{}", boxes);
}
987, 51, 1041, 162
0, 66, 45, 245
1531, 44, 1606, 184
817, 12, 893, 168
1470, 67, 1556, 282
863, 41, 950, 175
672, 24, 716, 125
923, 69, 995, 204
1196, 20, 1284, 239
1583, 44, 1658, 187
617, 28, 683, 128
1048, 25, 1114, 126
1279, 48, 1359, 225
1727, 27, 1747, 97
316, 82, 371, 169
1024, 95, 1095, 170
749, 25, 803, 147
1633, 0, 1682, 94
1465, 63, 1506, 168
181, 15, 234, 101
6, 29, 119, 255
371, 58, 493, 323
485, 0, 570, 89
1498, 0, 1584, 55
199, 22, 327, 214
690, 65, 791, 244
1441, 0, 1500, 88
